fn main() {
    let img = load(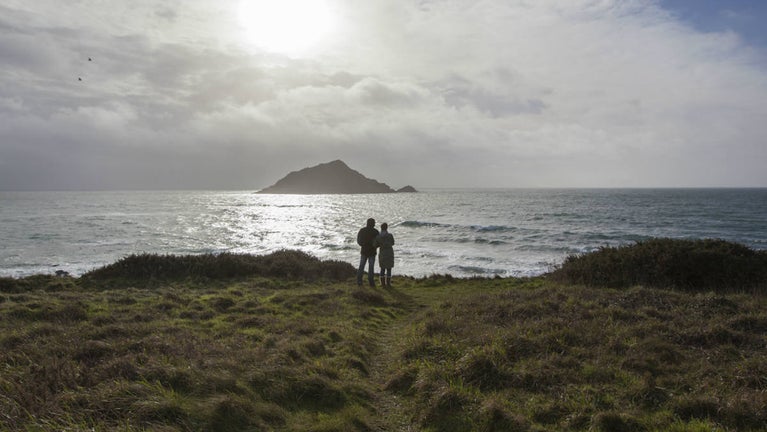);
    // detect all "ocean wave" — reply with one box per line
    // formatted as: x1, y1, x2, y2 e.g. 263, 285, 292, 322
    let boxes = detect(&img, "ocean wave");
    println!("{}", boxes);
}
399, 220, 450, 228
471, 224, 516, 233
452, 237, 474, 244
472, 256, 495, 262
28, 233, 60, 241
401, 221, 519, 236
400, 250, 449, 259
582, 232, 636, 242
177, 247, 231, 255
515, 244, 588, 254
474, 238, 509, 246
321, 243, 354, 251
447, 265, 508, 275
